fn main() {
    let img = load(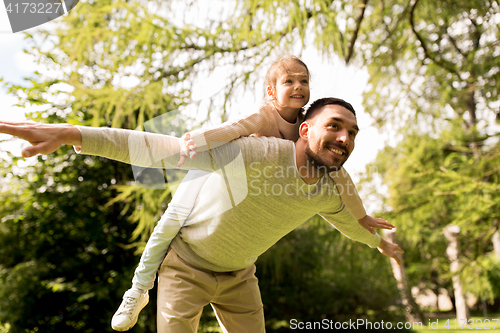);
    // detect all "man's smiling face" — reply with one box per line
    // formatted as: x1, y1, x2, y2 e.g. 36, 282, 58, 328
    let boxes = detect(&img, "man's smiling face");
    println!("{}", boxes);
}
303, 104, 358, 172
